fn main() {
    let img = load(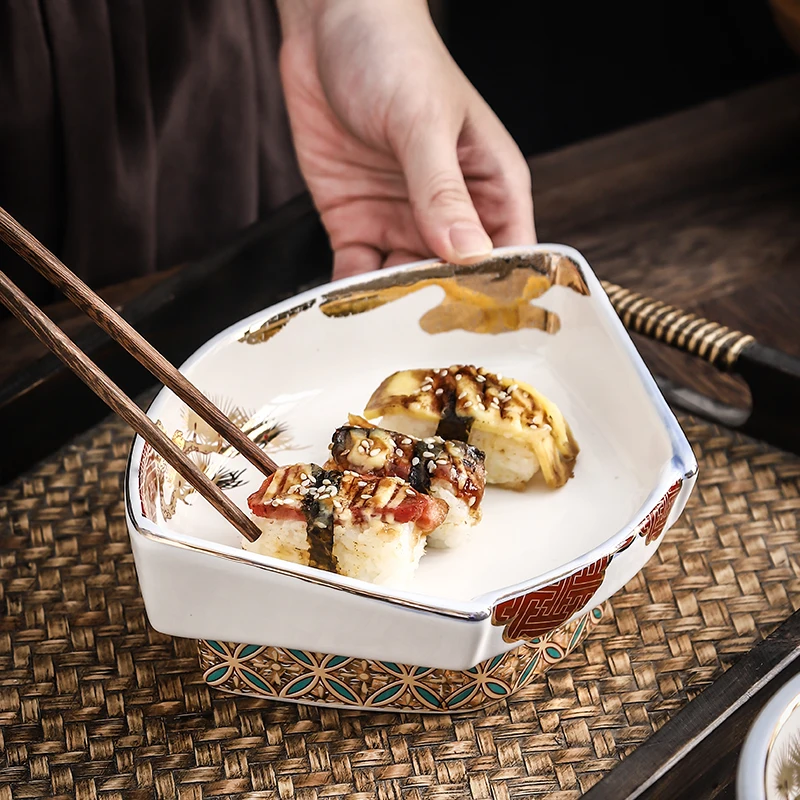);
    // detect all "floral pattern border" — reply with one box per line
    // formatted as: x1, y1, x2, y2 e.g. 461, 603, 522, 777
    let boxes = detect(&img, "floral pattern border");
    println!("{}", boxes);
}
198, 605, 605, 713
